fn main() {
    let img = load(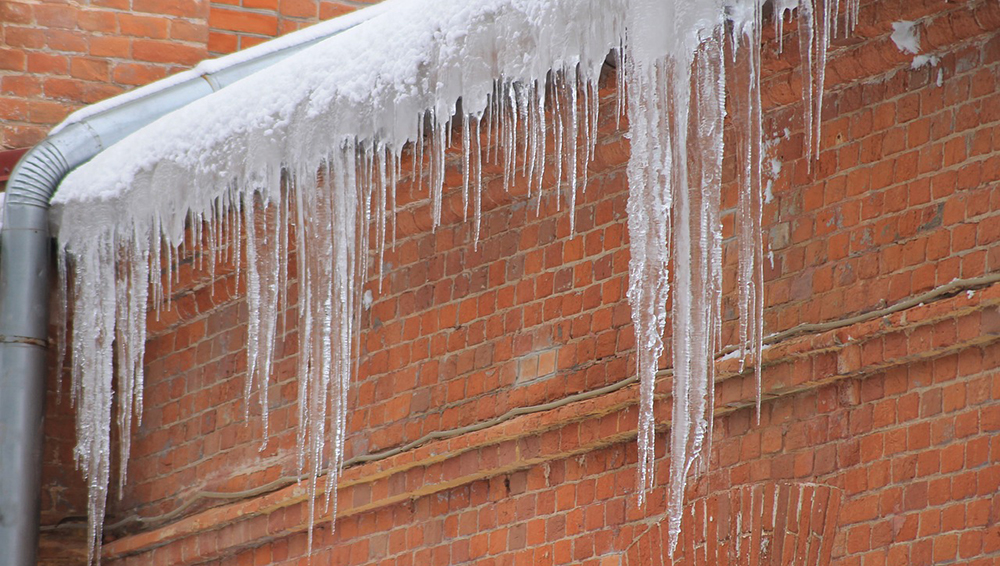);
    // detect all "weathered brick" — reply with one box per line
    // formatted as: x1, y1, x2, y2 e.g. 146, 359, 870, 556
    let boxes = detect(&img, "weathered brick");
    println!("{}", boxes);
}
209, 7, 278, 35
